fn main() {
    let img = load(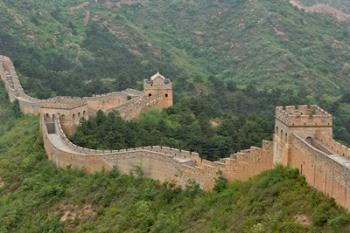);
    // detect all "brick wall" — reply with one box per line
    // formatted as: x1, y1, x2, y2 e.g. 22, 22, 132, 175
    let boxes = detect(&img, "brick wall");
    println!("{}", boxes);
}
289, 134, 350, 210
